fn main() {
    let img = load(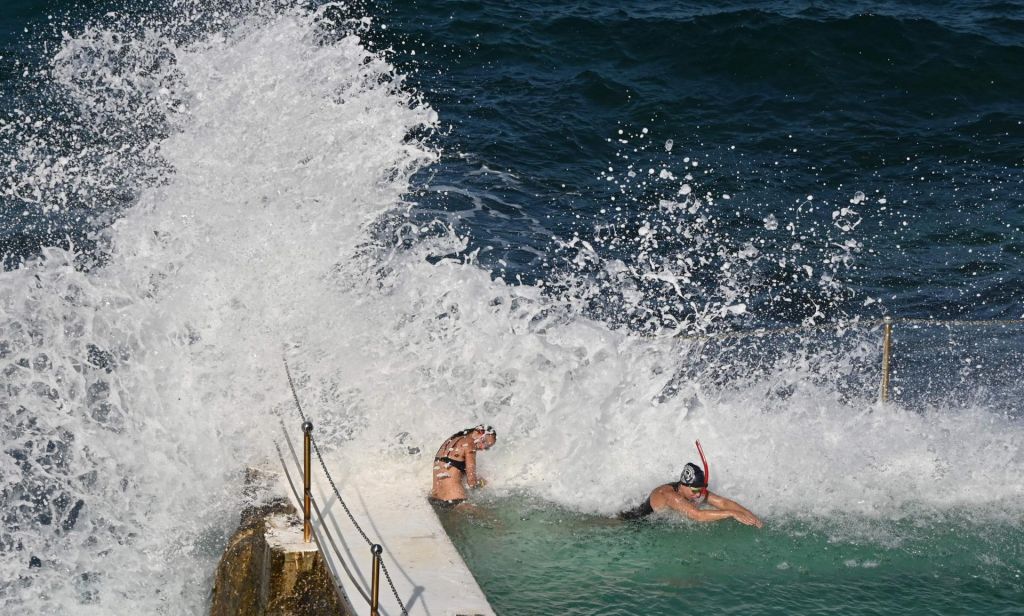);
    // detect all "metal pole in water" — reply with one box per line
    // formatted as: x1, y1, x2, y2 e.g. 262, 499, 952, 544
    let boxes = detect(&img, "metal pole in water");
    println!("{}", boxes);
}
370, 544, 383, 616
302, 420, 313, 543
880, 316, 893, 404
